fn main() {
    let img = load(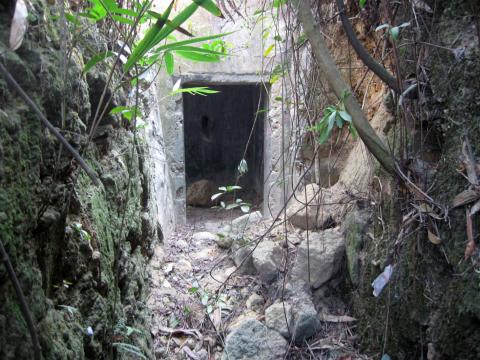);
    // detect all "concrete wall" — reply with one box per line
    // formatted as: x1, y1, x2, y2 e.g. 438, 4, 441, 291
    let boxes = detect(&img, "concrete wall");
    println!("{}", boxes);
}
154, 0, 293, 225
